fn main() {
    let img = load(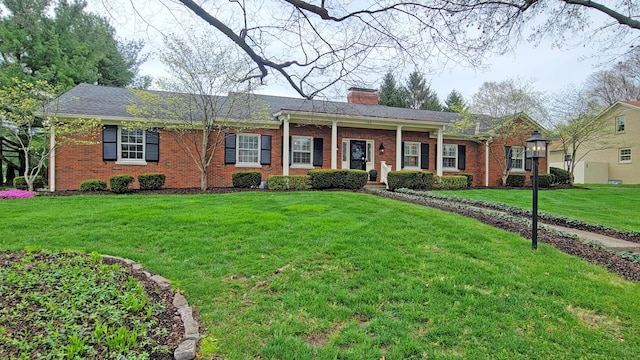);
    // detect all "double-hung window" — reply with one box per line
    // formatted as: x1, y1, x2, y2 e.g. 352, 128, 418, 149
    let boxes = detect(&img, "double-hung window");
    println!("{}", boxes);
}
292, 136, 312, 166
510, 146, 525, 171
620, 148, 632, 163
443, 144, 457, 169
616, 116, 626, 133
237, 134, 260, 165
102, 125, 159, 164
120, 128, 145, 161
403, 142, 420, 168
